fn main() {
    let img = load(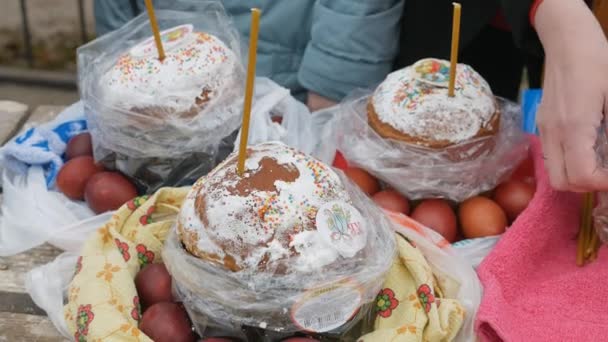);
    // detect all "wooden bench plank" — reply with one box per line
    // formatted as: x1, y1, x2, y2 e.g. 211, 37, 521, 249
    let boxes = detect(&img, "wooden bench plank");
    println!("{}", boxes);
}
0, 244, 62, 293
0, 312, 65, 342
0, 101, 29, 145
23, 105, 66, 129
0, 291, 47, 316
